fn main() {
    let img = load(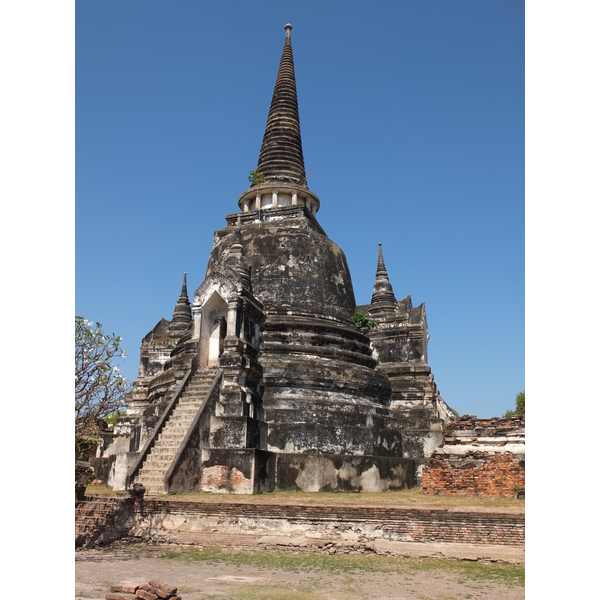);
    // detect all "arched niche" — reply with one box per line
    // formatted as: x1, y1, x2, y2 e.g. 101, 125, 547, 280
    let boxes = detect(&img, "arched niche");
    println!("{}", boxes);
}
198, 291, 228, 366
